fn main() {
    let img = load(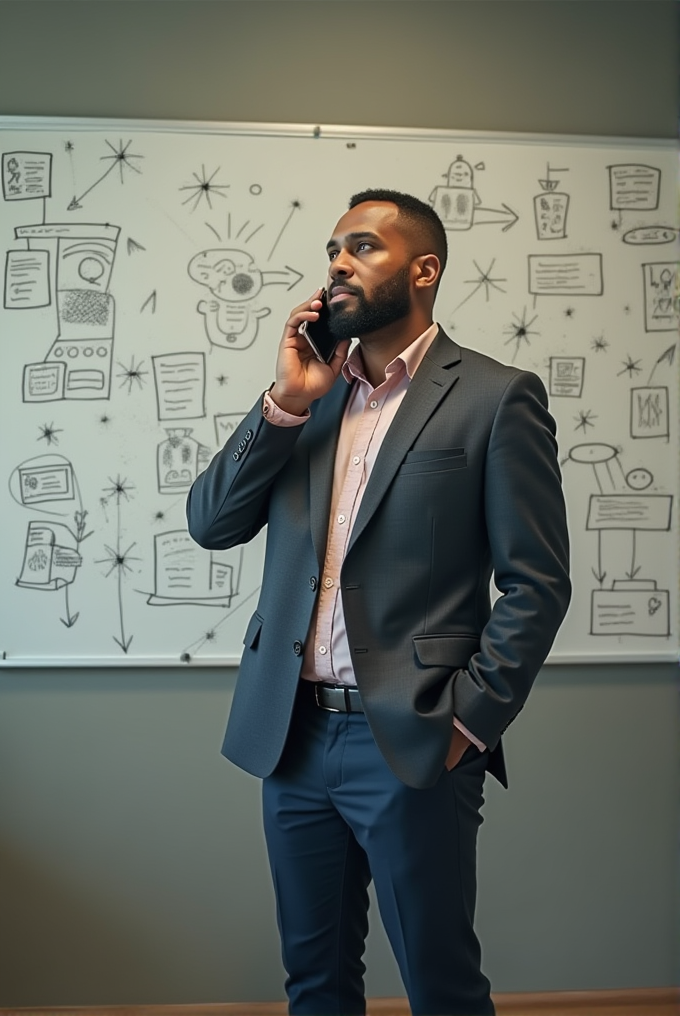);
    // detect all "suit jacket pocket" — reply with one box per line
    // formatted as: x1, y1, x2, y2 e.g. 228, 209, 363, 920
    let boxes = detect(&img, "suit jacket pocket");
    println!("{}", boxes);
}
243, 611, 263, 649
399, 448, 467, 475
413, 633, 480, 668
